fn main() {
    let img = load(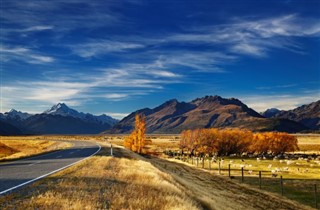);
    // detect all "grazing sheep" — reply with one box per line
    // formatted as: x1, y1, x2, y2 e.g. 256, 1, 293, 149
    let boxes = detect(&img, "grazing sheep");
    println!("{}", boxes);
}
248, 170, 253, 175
268, 164, 272, 169
286, 160, 295, 165
257, 158, 261, 162
271, 173, 278, 178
